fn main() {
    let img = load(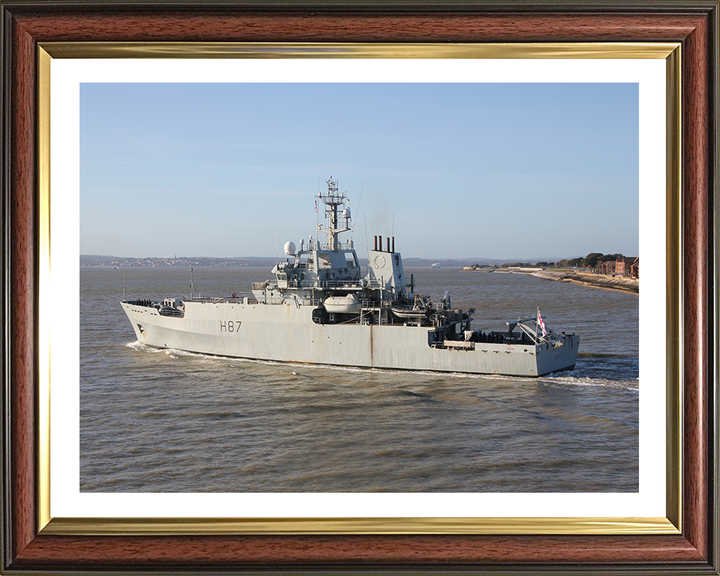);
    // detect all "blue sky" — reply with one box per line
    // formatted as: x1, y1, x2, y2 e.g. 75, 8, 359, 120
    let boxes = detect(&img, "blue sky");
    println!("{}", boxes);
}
80, 83, 639, 260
